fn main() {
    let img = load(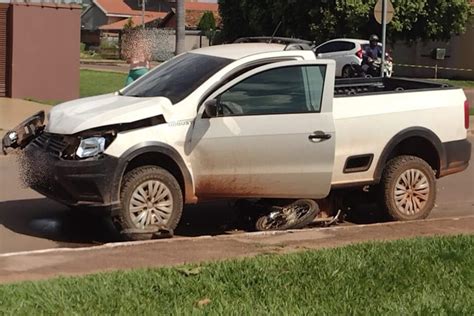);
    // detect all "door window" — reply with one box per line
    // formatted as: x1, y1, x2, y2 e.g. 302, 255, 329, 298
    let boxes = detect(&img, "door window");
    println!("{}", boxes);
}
316, 42, 339, 54
316, 41, 355, 54
339, 41, 356, 51
217, 65, 326, 116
